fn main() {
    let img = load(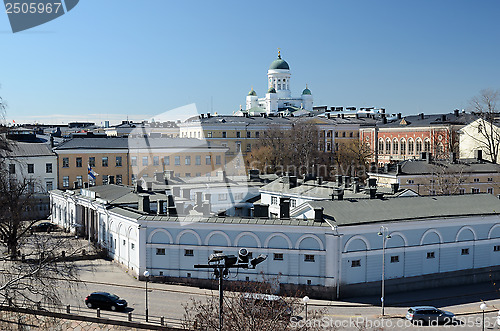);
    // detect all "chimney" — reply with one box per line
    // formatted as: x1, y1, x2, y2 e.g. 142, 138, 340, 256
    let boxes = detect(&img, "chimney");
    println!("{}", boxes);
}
316, 177, 323, 185
332, 187, 344, 200
368, 178, 377, 187
335, 175, 343, 186
50, 136, 55, 148
450, 152, 457, 163
196, 192, 203, 207
475, 150, 483, 161
200, 113, 205, 119
454, 109, 459, 117
419, 113, 424, 120
157, 200, 164, 215
441, 114, 447, 122
155, 172, 164, 182
73, 181, 79, 189
202, 202, 211, 216
166, 194, 177, 216
252, 203, 269, 218
353, 183, 360, 193
369, 187, 377, 199
426, 152, 432, 164
341, 113, 345, 119
248, 169, 260, 181
421, 151, 427, 160
279, 197, 290, 219
138, 194, 150, 213
391, 183, 399, 194
343, 176, 351, 189
382, 117, 387, 124
396, 164, 402, 175
314, 207, 324, 222
183, 188, 191, 200
326, 113, 331, 119
135, 182, 143, 193
355, 114, 359, 119
283, 175, 297, 189
207, 112, 211, 118
175, 202, 184, 215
